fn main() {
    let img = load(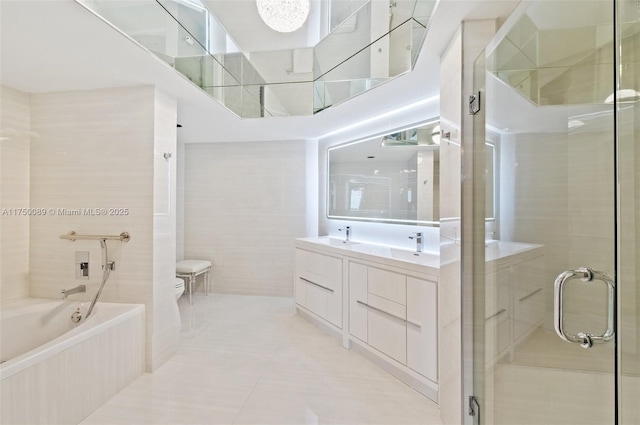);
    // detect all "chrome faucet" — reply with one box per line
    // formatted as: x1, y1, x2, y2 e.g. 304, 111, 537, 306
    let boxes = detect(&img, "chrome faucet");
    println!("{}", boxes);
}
61, 284, 86, 299
338, 226, 351, 242
409, 232, 424, 253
